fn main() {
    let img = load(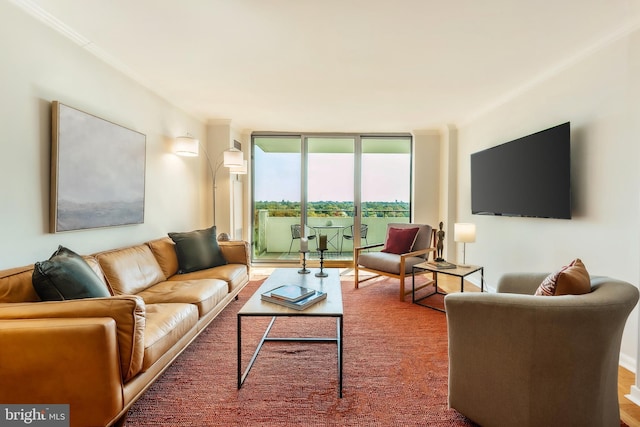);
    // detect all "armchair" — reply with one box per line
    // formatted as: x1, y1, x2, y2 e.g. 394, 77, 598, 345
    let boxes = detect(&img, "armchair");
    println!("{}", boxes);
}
445, 273, 639, 427
354, 223, 436, 301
